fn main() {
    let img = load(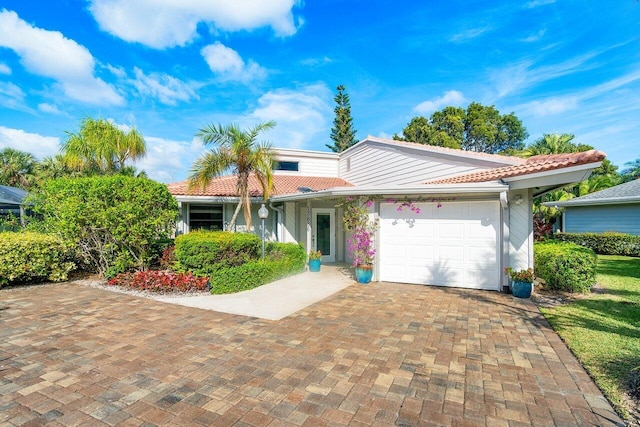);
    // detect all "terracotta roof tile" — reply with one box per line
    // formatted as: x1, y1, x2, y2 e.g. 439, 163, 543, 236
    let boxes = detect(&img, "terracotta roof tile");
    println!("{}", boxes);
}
168, 174, 353, 197
425, 150, 606, 184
